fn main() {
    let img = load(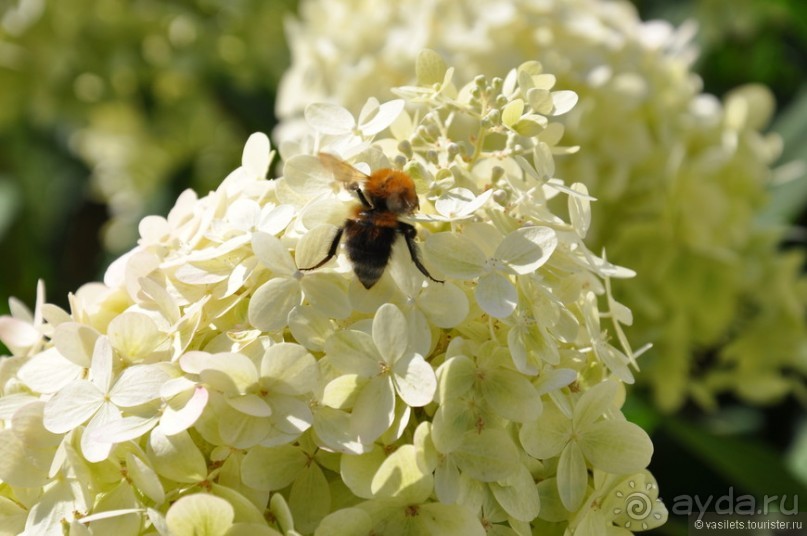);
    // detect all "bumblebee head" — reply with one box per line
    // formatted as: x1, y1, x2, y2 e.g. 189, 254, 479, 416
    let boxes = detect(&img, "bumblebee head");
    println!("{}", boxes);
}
366, 169, 419, 214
